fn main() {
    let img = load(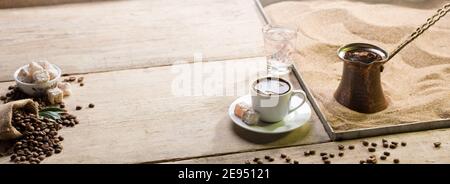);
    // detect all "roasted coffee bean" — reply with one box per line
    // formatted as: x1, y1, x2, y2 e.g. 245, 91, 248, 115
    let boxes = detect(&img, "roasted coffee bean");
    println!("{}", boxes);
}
309, 150, 316, 155
348, 145, 355, 150
69, 77, 76, 82
280, 153, 287, 158
76, 106, 82, 110
285, 158, 291, 163
293, 160, 299, 164
264, 155, 270, 160
400, 142, 407, 146
320, 152, 327, 156
77, 77, 84, 83
80, 83, 84, 87
383, 151, 390, 156
322, 156, 329, 160
304, 151, 310, 156
338, 152, 344, 157
362, 141, 369, 146
244, 160, 251, 164
253, 158, 260, 162
383, 143, 389, 148
382, 139, 388, 143
256, 160, 263, 164
389, 144, 397, 149
88, 103, 95, 108
368, 148, 376, 152
329, 154, 335, 158
323, 160, 331, 164
10, 154, 17, 161
380, 155, 387, 160
434, 142, 441, 148
359, 160, 365, 164
338, 144, 345, 150
391, 141, 398, 145
60, 104, 65, 108
371, 143, 377, 147
0, 96, 6, 101
393, 159, 400, 164
268, 158, 275, 162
